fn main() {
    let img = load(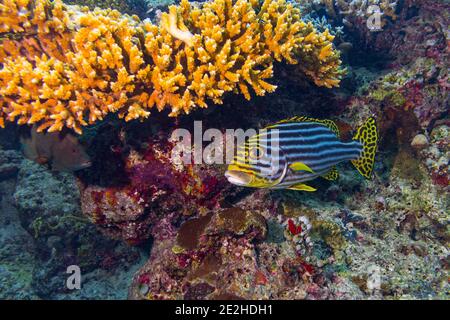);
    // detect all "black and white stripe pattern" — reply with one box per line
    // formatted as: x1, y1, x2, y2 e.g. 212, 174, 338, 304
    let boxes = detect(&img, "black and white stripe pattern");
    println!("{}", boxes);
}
246, 122, 363, 188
